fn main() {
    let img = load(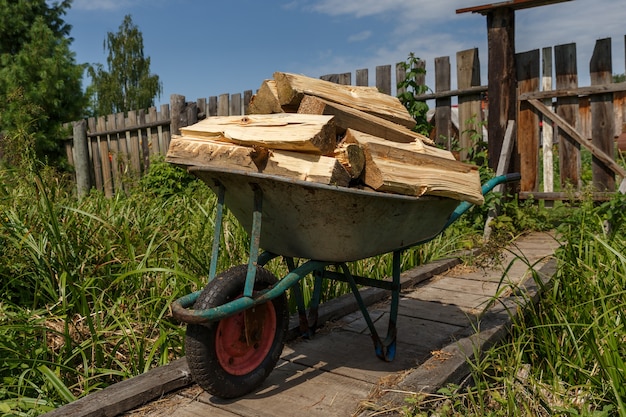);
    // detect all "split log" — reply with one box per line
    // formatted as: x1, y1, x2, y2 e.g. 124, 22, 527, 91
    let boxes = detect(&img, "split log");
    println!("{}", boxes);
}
248, 80, 283, 114
344, 129, 484, 205
334, 141, 365, 178
166, 136, 351, 187
297, 95, 452, 160
274, 72, 416, 129
179, 113, 337, 155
